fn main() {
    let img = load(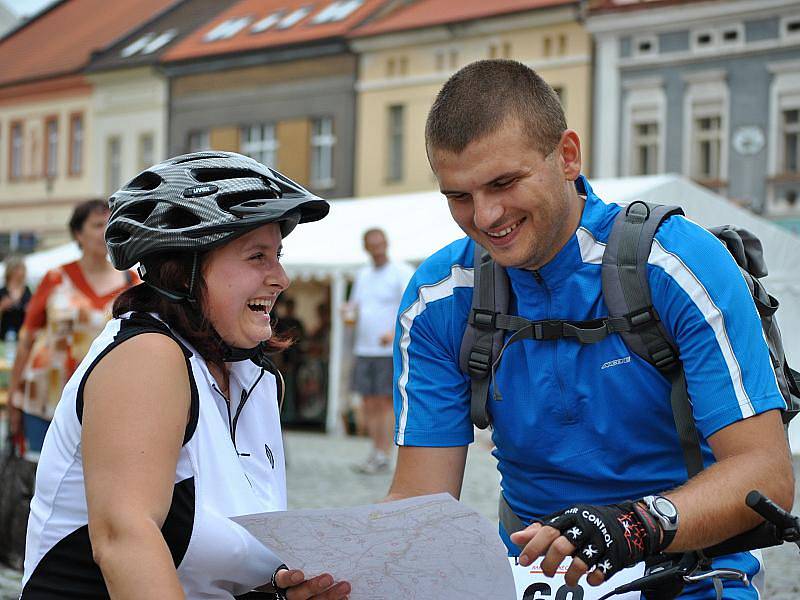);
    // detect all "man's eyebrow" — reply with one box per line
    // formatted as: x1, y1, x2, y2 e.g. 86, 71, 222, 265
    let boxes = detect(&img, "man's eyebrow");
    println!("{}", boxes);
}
441, 170, 524, 195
